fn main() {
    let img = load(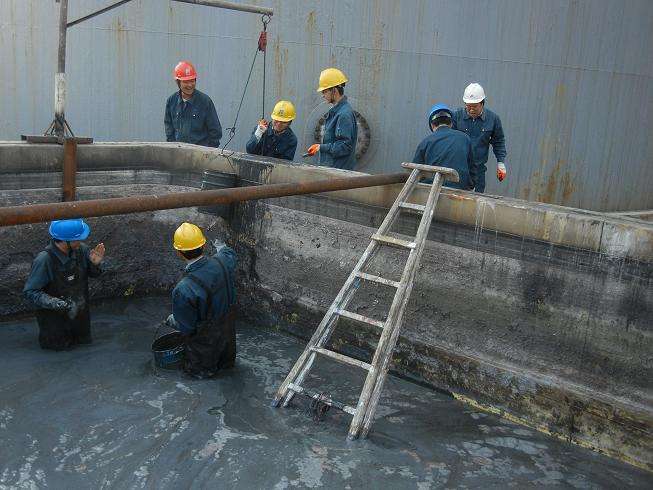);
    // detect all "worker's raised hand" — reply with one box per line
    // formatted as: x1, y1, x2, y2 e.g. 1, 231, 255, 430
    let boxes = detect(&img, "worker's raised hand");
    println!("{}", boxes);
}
89, 242, 105, 265
307, 144, 320, 156
254, 119, 268, 139
497, 162, 507, 182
